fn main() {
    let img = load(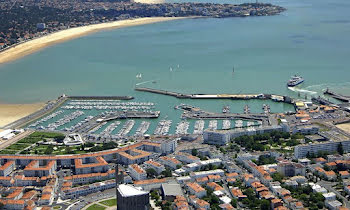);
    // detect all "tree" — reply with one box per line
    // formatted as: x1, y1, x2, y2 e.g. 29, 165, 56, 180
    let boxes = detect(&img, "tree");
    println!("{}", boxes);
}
338, 143, 344, 155
161, 168, 172, 177
231, 198, 237, 208
272, 172, 284, 183
146, 168, 157, 178
192, 148, 198, 156
260, 199, 270, 210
